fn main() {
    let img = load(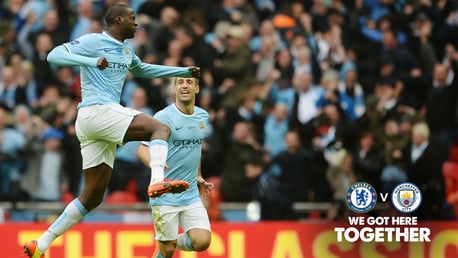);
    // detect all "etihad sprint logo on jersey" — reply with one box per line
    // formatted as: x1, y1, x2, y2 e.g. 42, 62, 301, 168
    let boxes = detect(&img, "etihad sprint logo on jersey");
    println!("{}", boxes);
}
103, 47, 131, 73
172, 138, 203, 148
107, 62, 129, 71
